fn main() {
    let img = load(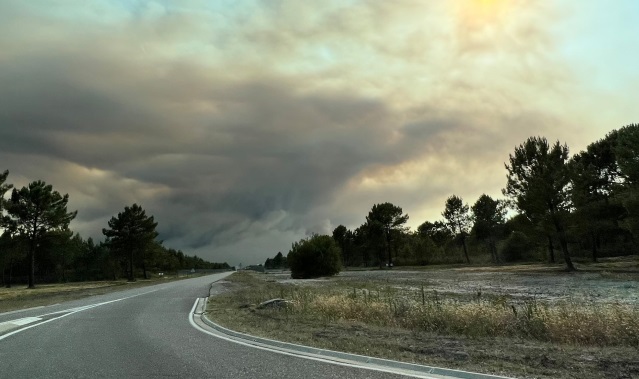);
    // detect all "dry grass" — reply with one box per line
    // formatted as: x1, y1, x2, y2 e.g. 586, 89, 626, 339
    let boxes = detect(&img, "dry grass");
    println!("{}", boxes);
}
402, 255, 639, 274
220, 272, 639, 346
0, 274, 203, 313
207, 269, 639, 379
